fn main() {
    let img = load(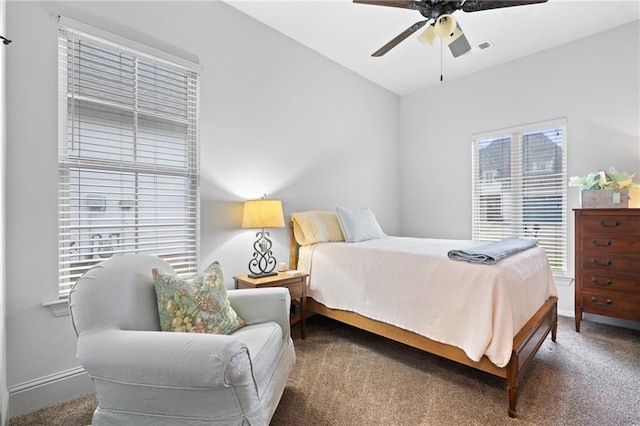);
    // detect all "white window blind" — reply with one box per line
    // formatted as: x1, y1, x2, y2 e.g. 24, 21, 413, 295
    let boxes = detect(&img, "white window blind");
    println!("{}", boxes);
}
58, 24, 200, 296
471, 119, 567, 274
